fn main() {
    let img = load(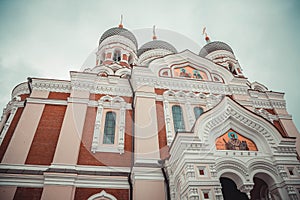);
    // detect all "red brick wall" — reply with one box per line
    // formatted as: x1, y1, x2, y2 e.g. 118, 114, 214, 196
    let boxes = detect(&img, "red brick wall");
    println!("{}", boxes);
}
0, 108, 24, 162
48, 92, 70, 100
273, 120, 288, 137
77, 107, 132, 167
13, 187, 43, 200
74, 188, 129, 200
89, 94, 105, 101
155, 89, 167, 95
156, 101, 169, 159
25, 105, 67, 165
19, 94, 29, 101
